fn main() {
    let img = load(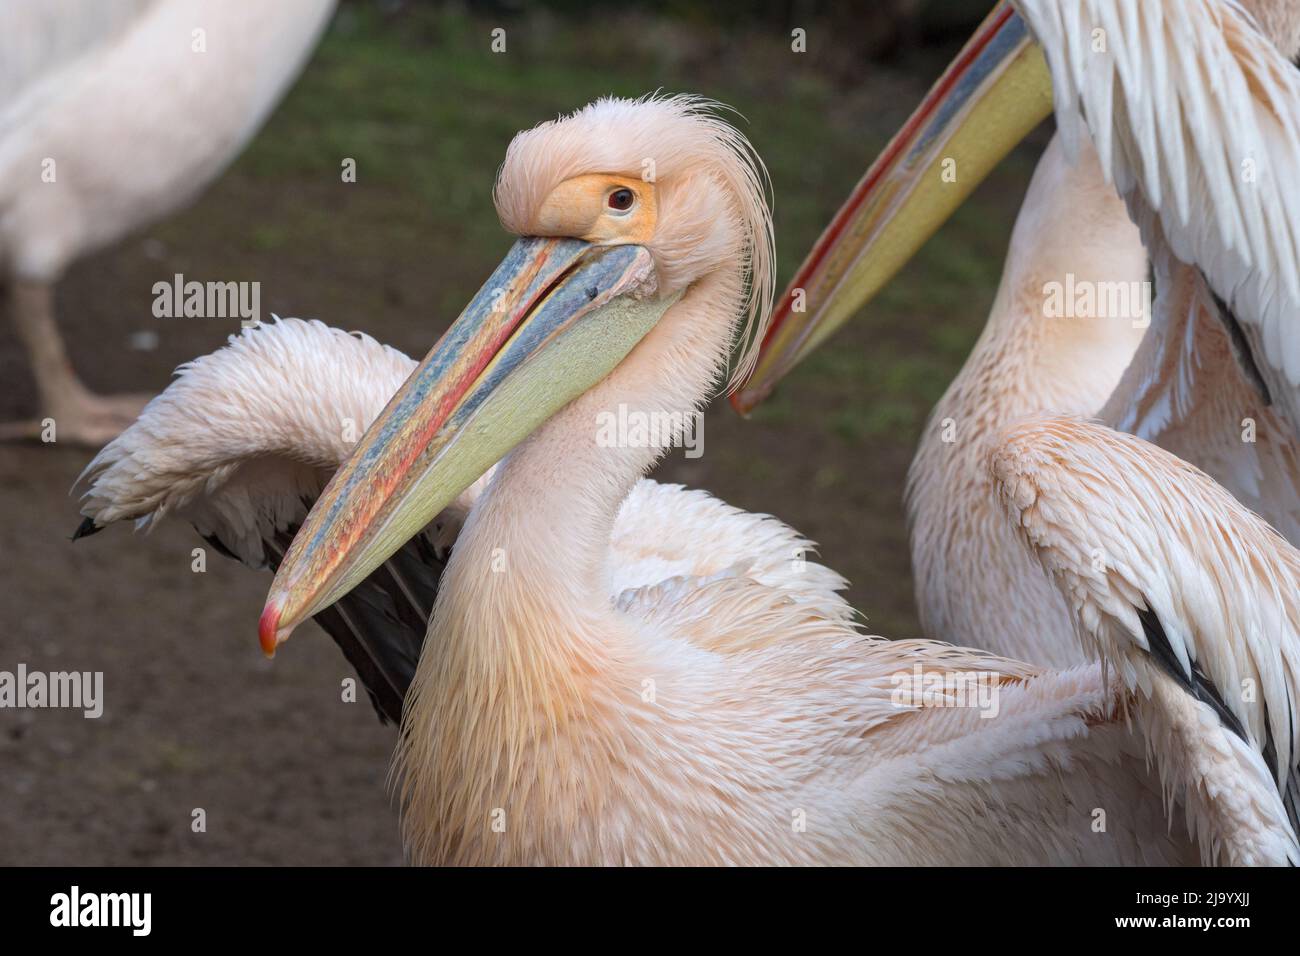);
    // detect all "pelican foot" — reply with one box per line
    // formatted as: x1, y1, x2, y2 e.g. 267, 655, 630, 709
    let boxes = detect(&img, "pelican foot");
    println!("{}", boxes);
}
0, 391, 152, 448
